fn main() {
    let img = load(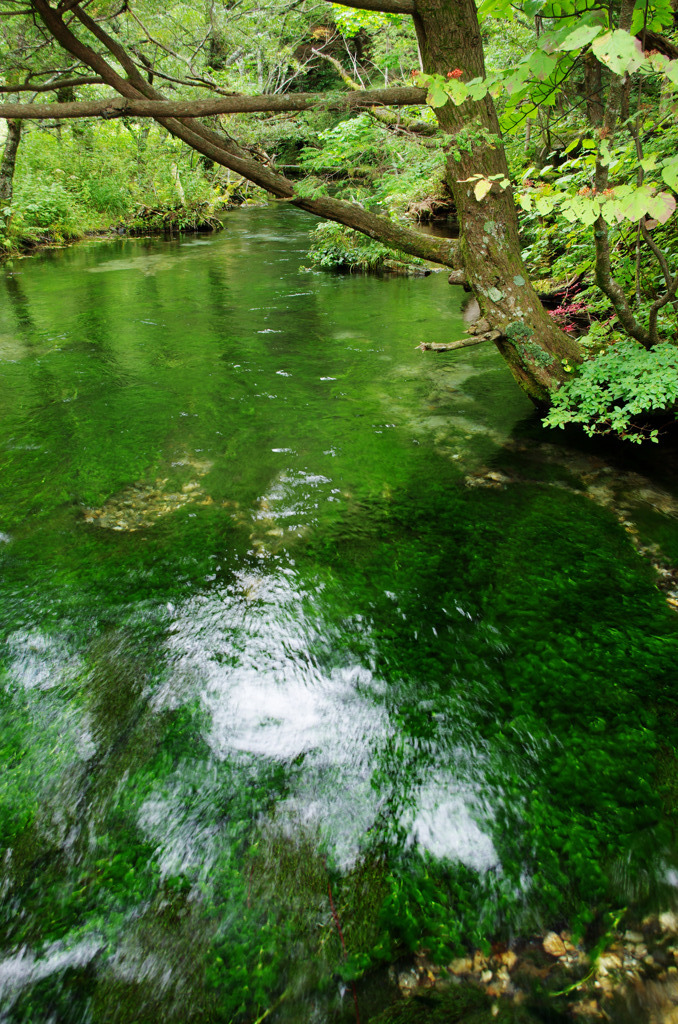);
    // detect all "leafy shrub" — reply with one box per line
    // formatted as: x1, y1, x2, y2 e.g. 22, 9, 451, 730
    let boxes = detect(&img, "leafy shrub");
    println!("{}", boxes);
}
306, 220, 424, 272
544, 339, 678, 442
11, 176, 81, 235
300, 113, 382, 173
83, 176, 132, 217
